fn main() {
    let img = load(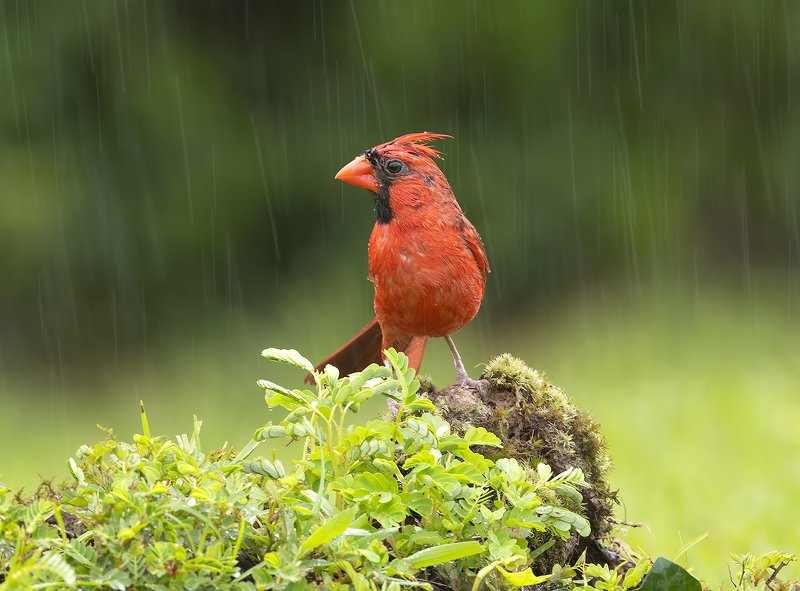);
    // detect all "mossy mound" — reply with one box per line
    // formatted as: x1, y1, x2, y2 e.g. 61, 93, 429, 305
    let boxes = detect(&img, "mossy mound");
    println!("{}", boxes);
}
421, 354, 623, 570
